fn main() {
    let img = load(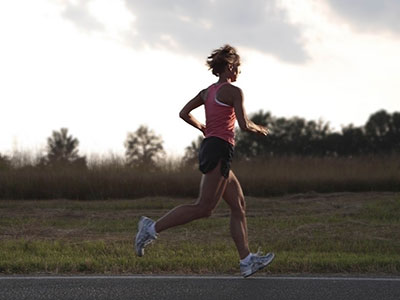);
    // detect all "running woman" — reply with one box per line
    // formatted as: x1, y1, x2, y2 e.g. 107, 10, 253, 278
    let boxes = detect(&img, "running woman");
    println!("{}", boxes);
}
135, 45, 275, 278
